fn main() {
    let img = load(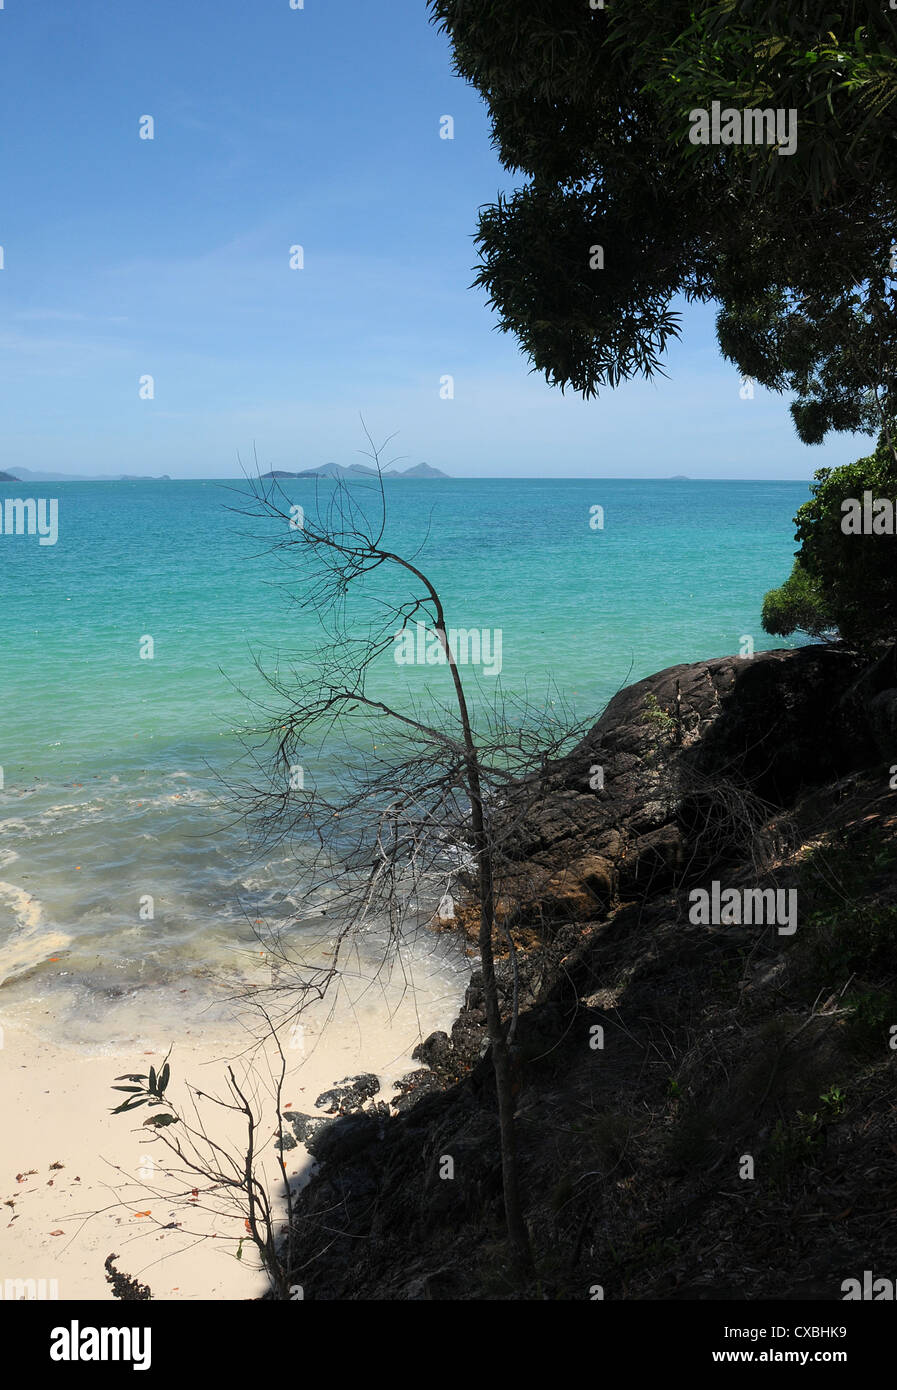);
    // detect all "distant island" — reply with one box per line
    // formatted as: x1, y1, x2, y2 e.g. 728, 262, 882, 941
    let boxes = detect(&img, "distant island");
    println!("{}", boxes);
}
263, 462, 449, 480
4, 467, 172, 482
668, 474, 691, 481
